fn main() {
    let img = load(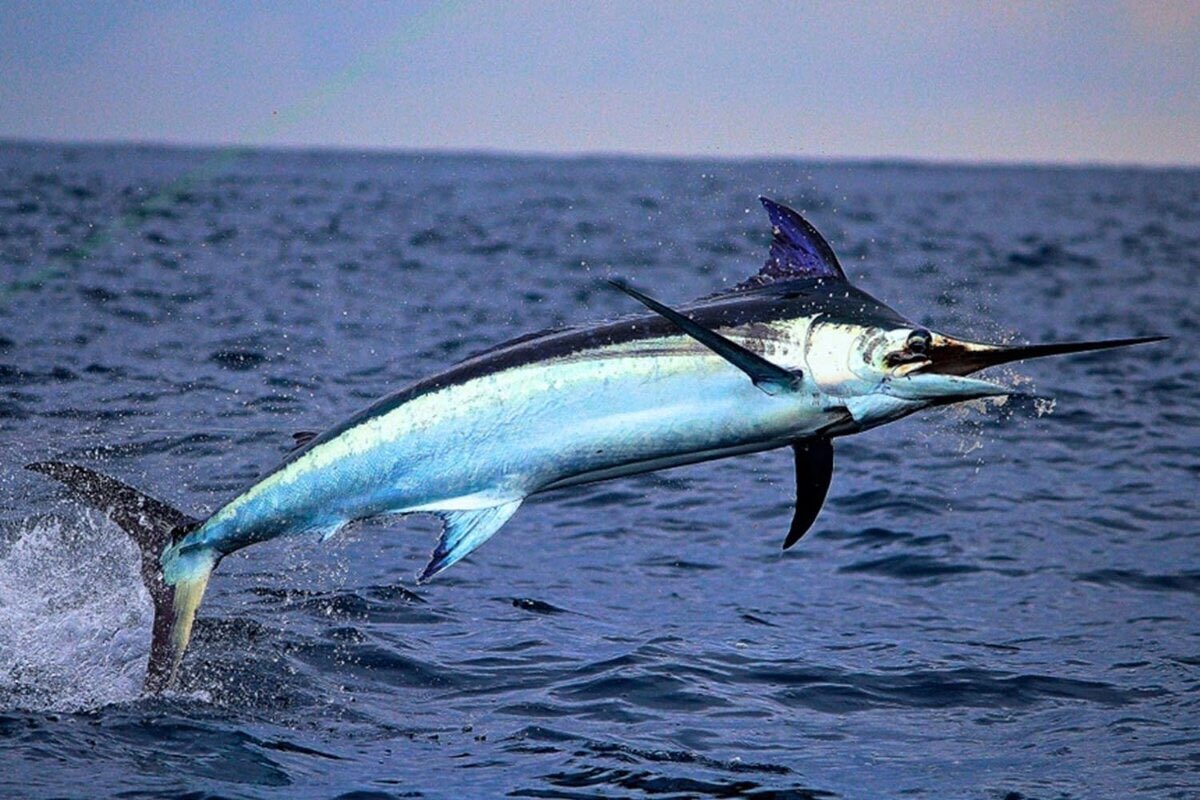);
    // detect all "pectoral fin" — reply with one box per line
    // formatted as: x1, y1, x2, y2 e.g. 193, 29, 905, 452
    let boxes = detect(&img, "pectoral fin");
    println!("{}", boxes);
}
784, 437, 834, 549
609, 280, 802, 395
418, 499, 523, 583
